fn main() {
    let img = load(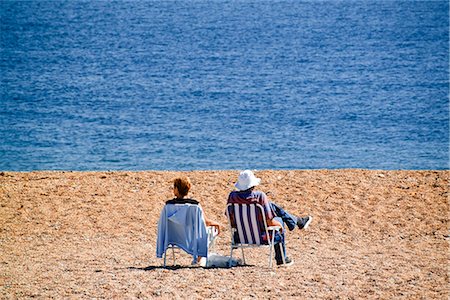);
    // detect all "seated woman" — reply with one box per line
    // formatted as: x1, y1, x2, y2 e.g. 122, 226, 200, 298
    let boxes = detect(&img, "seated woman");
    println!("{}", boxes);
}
157, 176, 220, 265
166, 176, 221, 235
